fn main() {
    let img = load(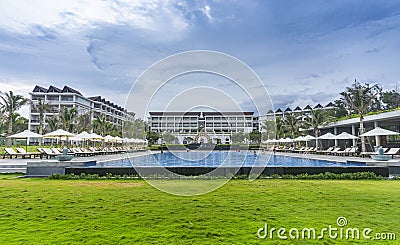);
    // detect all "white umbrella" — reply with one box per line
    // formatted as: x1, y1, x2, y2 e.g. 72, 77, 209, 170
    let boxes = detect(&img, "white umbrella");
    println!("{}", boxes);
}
317, 132, 336, 140
8, 130, 43, 139
7, 130, 43, 151
44, 129, 75, 138
104, 135, 116, 142
334, 132, 358, 140
114, 136, 123, 142
303, 135, 316, 141
279, 137, 293, 143
293, 136, 305, 142
360, 127, 400, 137
89, 133, 104, 140
75, 131, 93, 140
